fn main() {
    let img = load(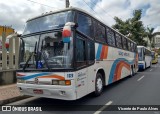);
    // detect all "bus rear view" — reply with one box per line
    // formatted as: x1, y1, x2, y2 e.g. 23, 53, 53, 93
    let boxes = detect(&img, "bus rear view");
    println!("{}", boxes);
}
137, 46, 152, 70
151, 51, 158, 64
